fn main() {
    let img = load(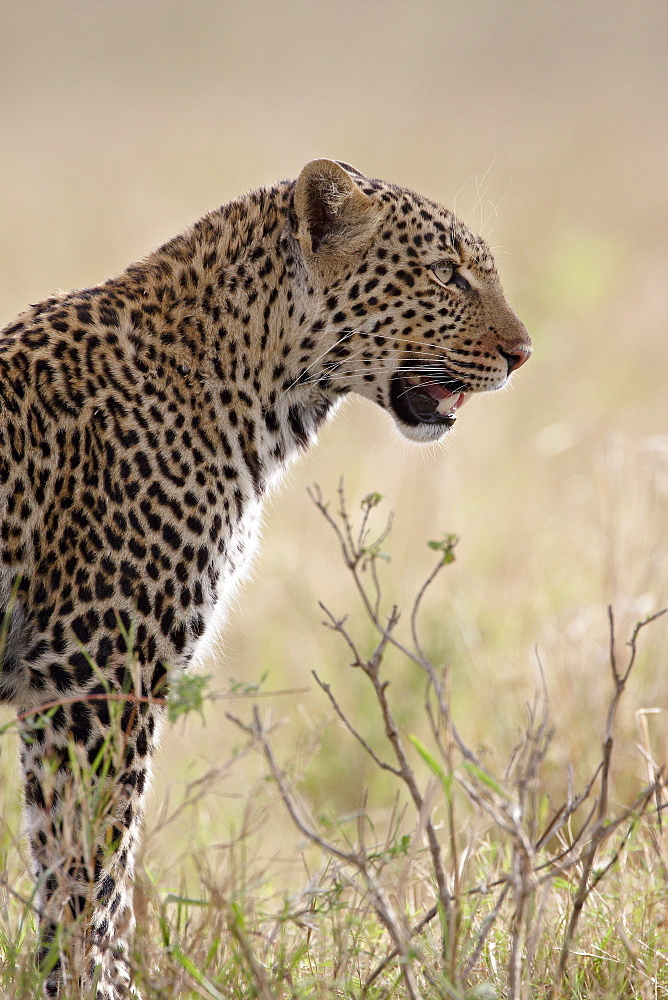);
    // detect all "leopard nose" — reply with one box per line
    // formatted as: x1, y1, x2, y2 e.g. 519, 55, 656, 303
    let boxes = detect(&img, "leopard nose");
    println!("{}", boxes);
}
499, 342, 532, 373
